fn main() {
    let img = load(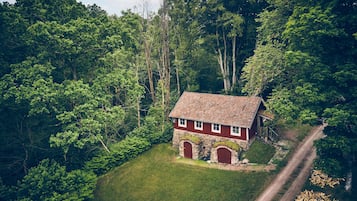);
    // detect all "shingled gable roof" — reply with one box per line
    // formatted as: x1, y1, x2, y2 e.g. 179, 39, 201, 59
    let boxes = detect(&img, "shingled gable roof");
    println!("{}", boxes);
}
169, 92, 262, 129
